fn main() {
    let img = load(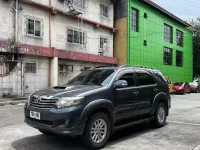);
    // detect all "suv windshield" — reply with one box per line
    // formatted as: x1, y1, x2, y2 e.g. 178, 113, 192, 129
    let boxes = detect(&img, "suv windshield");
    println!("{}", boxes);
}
68, 69, 115, 86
